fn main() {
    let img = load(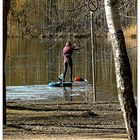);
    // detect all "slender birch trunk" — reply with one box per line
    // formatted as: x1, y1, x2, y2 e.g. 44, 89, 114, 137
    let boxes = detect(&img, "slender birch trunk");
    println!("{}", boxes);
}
104, 0, 137, 140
